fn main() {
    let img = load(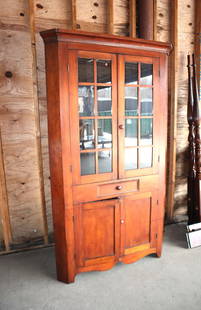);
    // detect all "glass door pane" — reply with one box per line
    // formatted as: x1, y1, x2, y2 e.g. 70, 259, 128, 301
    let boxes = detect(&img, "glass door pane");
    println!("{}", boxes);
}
97, 86, 112, 116
70, 52, 117, 183
78, 57, 113, 176
78, 86, 94, 116
118, 55, 158, 178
